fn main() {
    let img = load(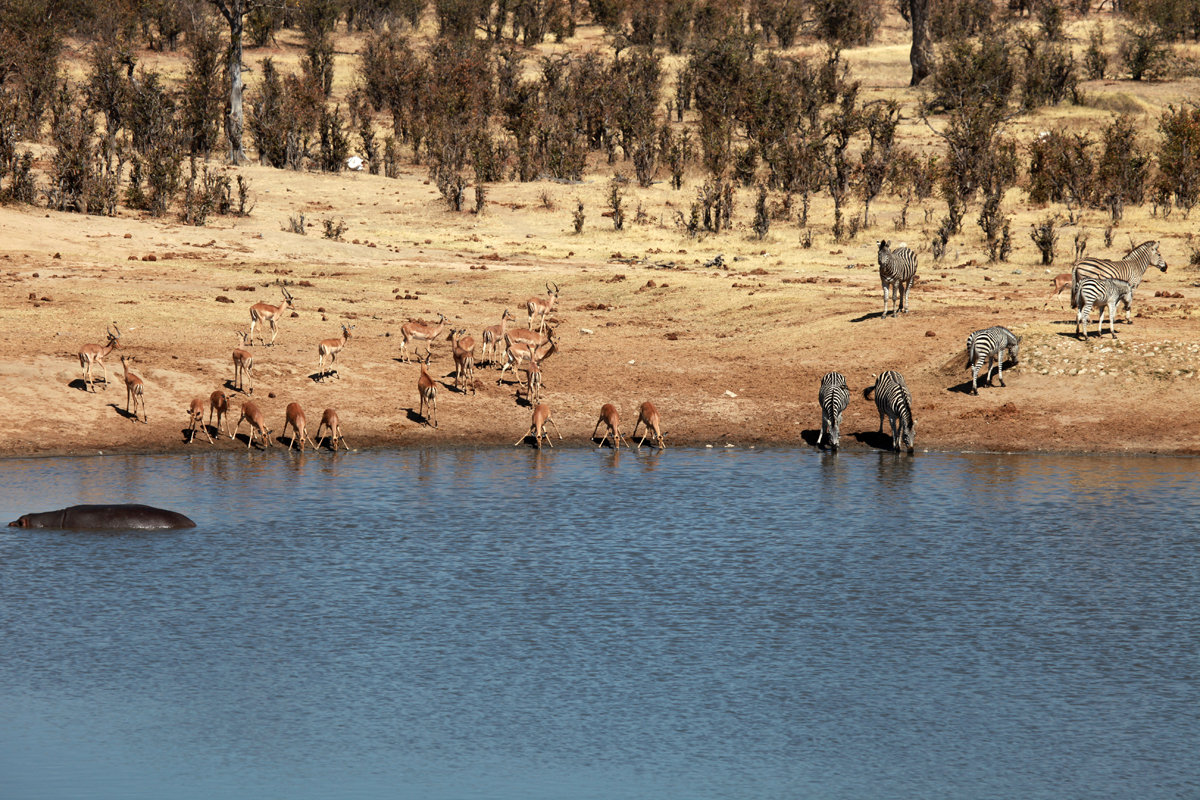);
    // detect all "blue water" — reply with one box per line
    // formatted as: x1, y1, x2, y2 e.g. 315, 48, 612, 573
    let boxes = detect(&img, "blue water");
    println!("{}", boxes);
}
0, 448, 1197, 799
